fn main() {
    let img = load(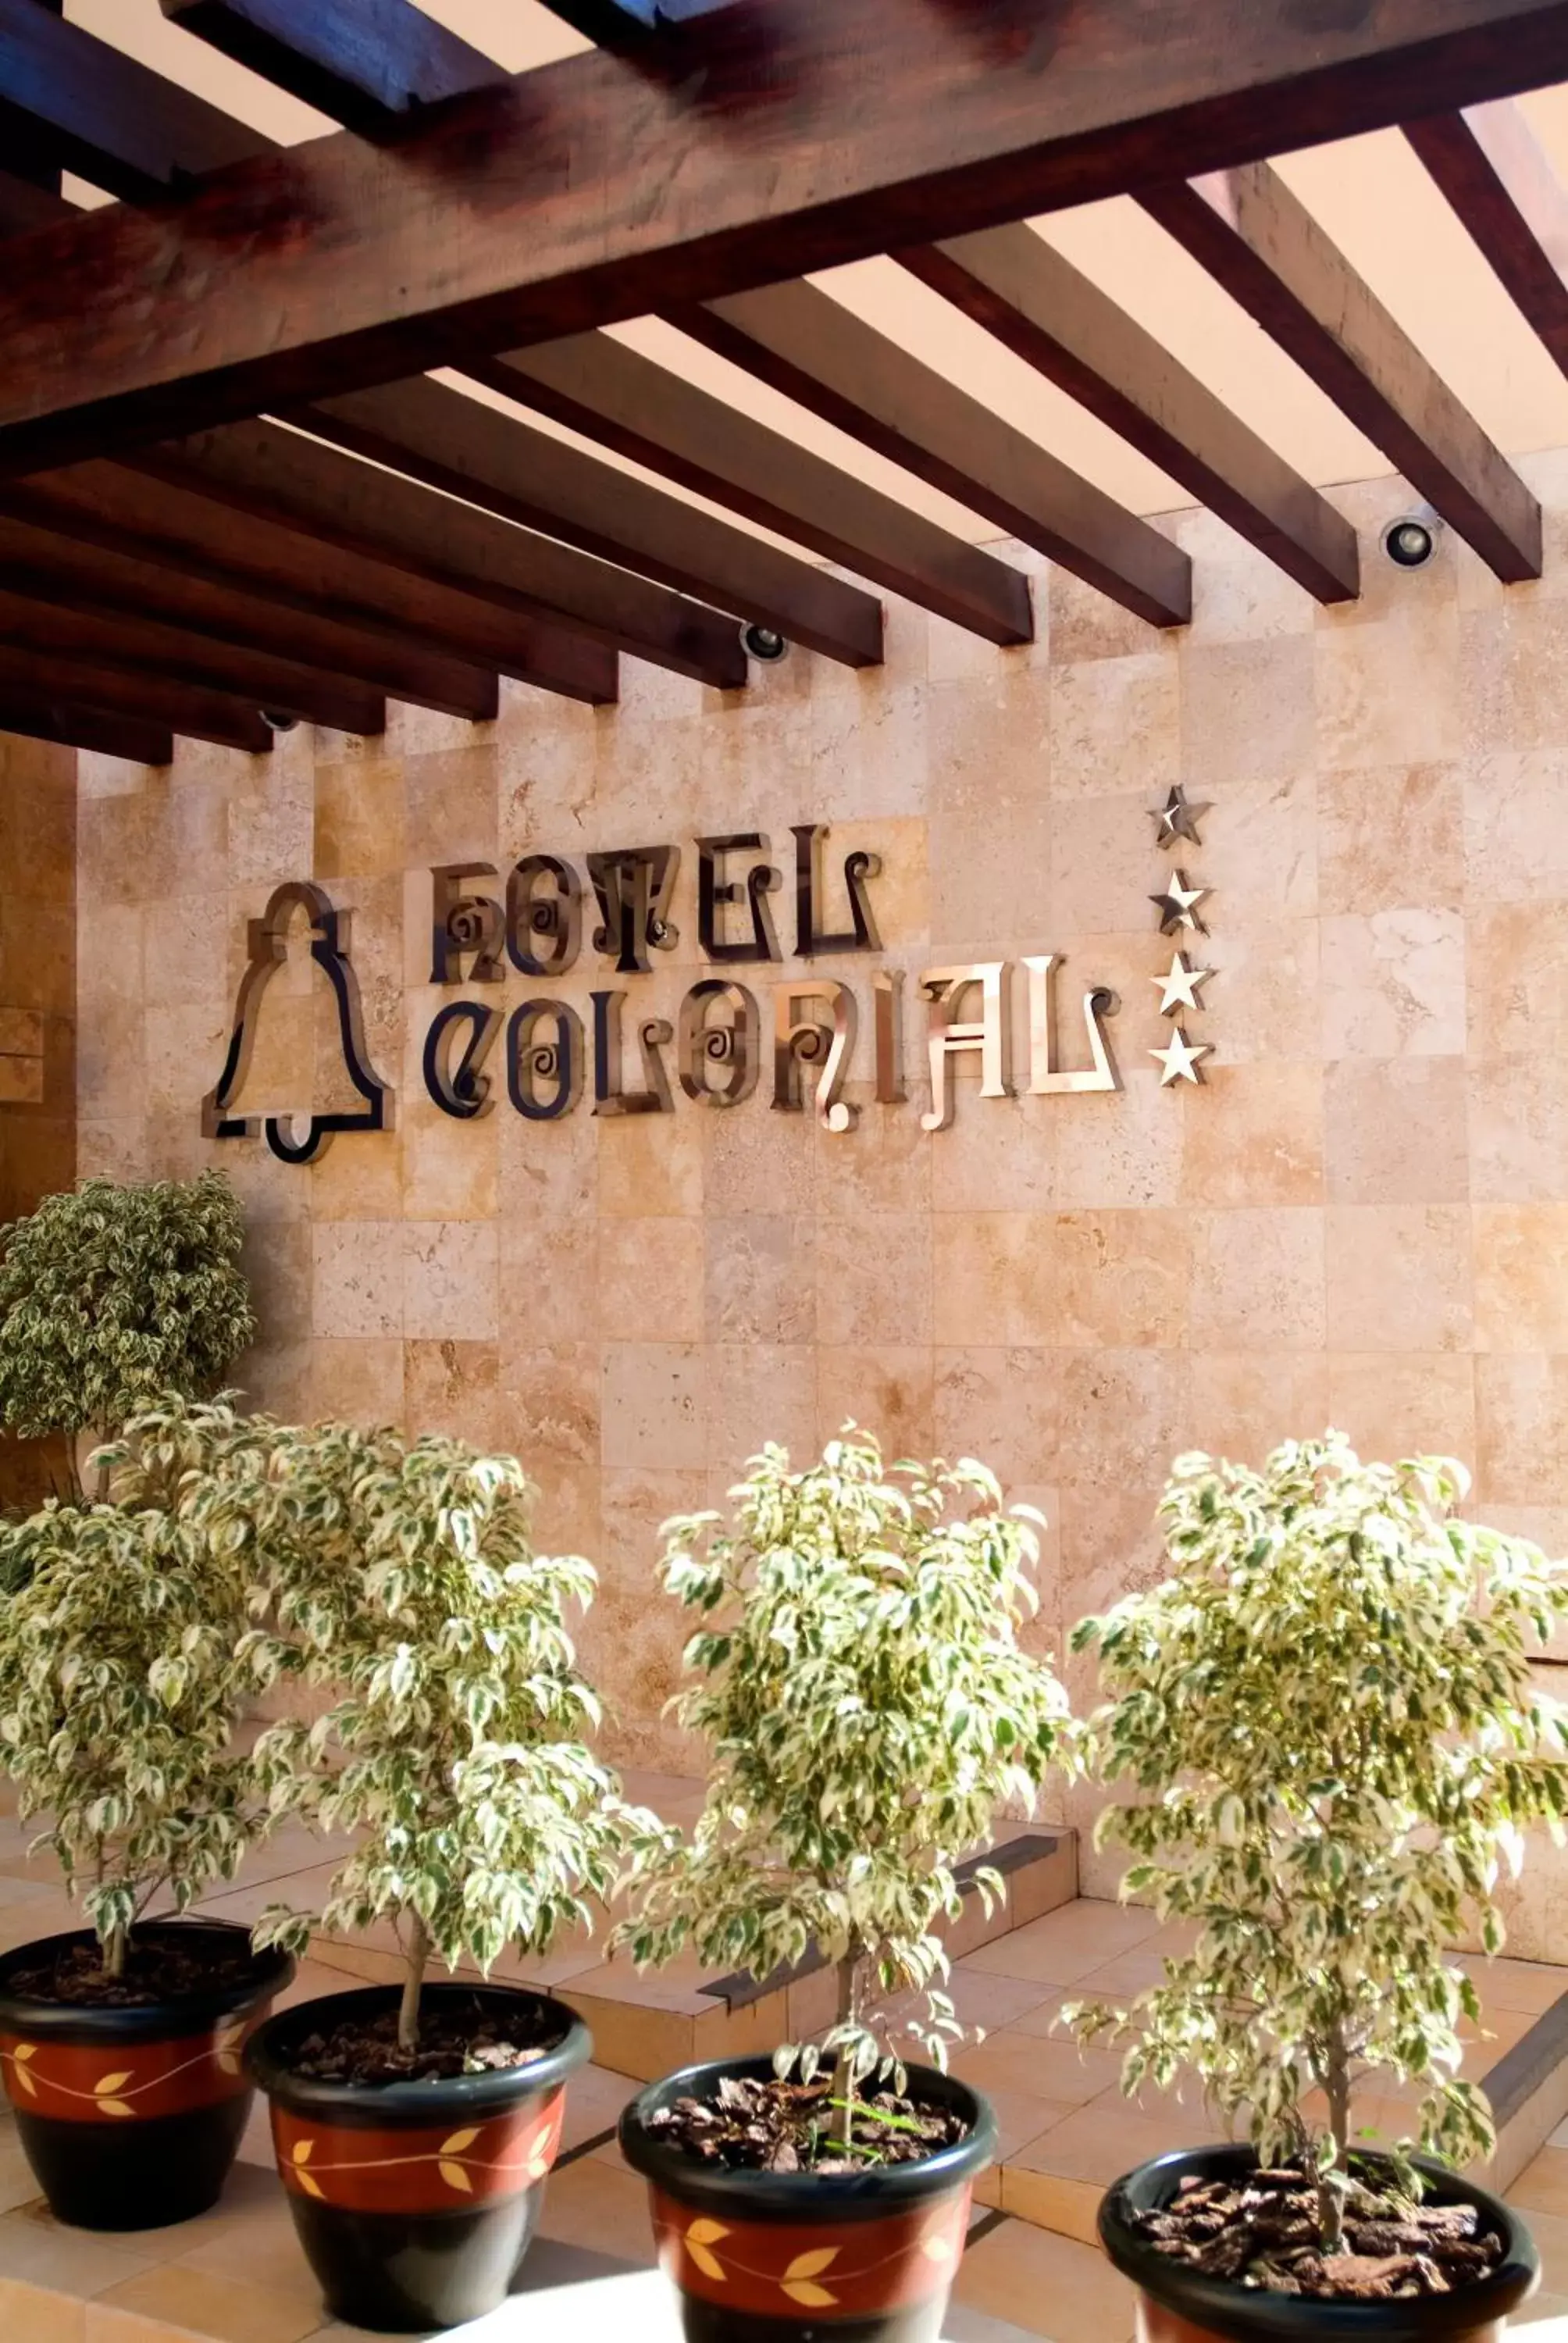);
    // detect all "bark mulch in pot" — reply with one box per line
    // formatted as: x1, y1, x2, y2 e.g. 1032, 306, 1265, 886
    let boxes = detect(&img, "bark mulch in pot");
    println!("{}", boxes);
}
287, 1995, 567, 2087
1129, 2163, 1506, 2300
642, 2068, 970, 2174
9, 1935, 261, 2008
